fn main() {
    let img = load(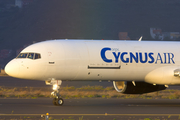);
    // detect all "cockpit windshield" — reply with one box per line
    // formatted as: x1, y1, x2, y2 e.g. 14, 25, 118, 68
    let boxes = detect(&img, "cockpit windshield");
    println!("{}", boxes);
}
27, 53, 34, 59
17, 53, 41, 60
34, 53, 41, 59
17, 53, 28, 58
